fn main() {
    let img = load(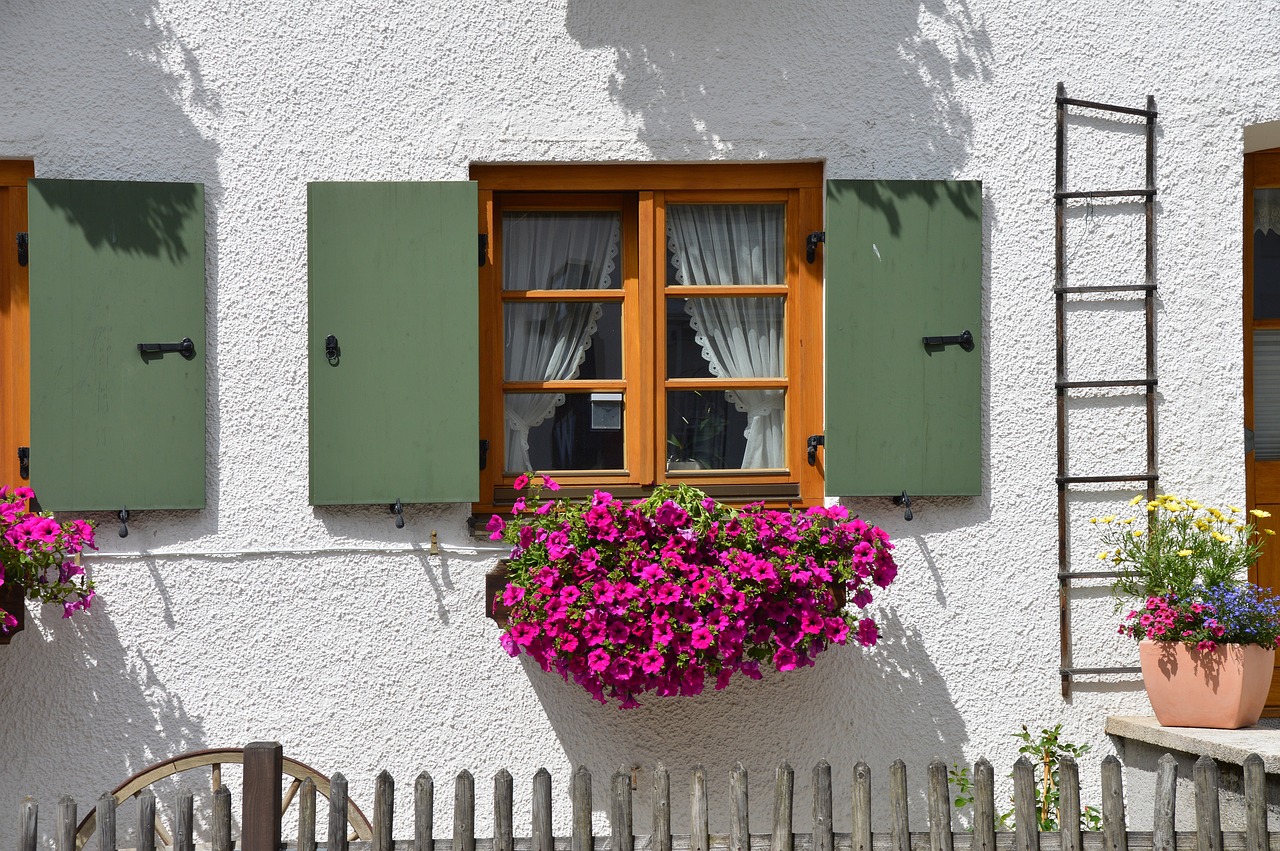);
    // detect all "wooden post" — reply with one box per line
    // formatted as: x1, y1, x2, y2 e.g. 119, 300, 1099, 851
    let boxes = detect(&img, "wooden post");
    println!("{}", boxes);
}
455, 770, 476, 851
572, 767, 592, 851
1194, 756, 1222, 851
495, 770, 514, 851
814, 761, 834, 851
532, 769, 552, 851
730, 763, 749, 851
1244, 754, 1268, 851
889, 761, 909, 851
1153, 755, 1177, 851
1059, 756, 1081, 851
691, 766, 709, 851
329, 773, 350, 851
928, 760, 952, 851
96, 793, 117, 851
176, 788, 194, 851
375, 771, 394, 851
1101, 755, 1128, 851
611, 771, 633, 851
57, 796, 76, 851
772, 762, 794, 851
653, 764, 672, 851
299, 778, 317, 851
416, 772, 435, 851
1013, 757, 1038, 851
19, 798, 37, 851
852, 762, 872, 851
212, 786, 232, 851
972, 759, 995, 851
244, 741, 284, 851
136, 791, 155, 851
